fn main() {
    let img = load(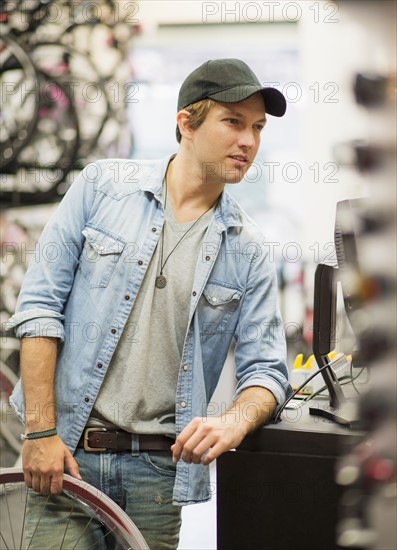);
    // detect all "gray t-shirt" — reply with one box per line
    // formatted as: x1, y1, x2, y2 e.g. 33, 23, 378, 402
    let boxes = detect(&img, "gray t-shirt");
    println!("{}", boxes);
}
89, 194, 214, 435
